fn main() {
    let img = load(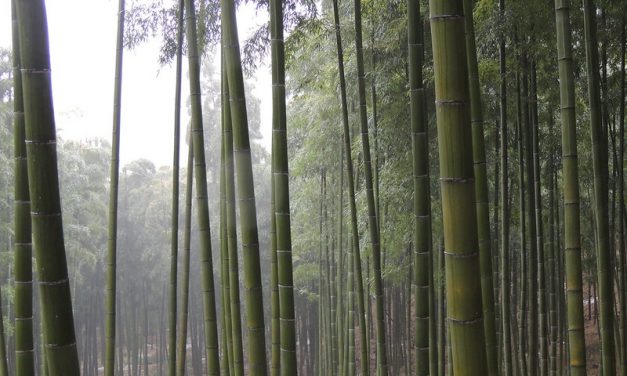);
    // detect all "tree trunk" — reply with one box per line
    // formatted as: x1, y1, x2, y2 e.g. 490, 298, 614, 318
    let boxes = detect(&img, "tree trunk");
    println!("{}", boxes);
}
429, 0, 488, 373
